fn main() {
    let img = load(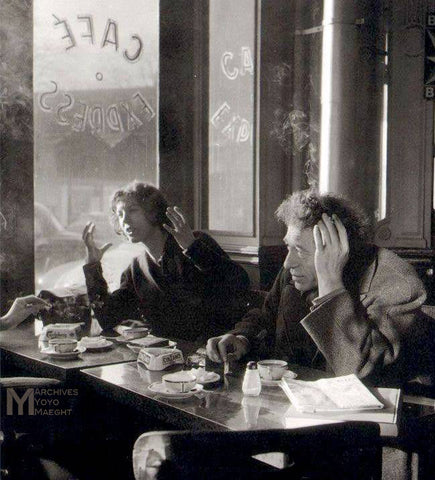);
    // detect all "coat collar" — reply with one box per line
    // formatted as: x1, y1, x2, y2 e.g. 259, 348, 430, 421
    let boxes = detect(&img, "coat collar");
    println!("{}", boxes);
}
358, 253, 378, 296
